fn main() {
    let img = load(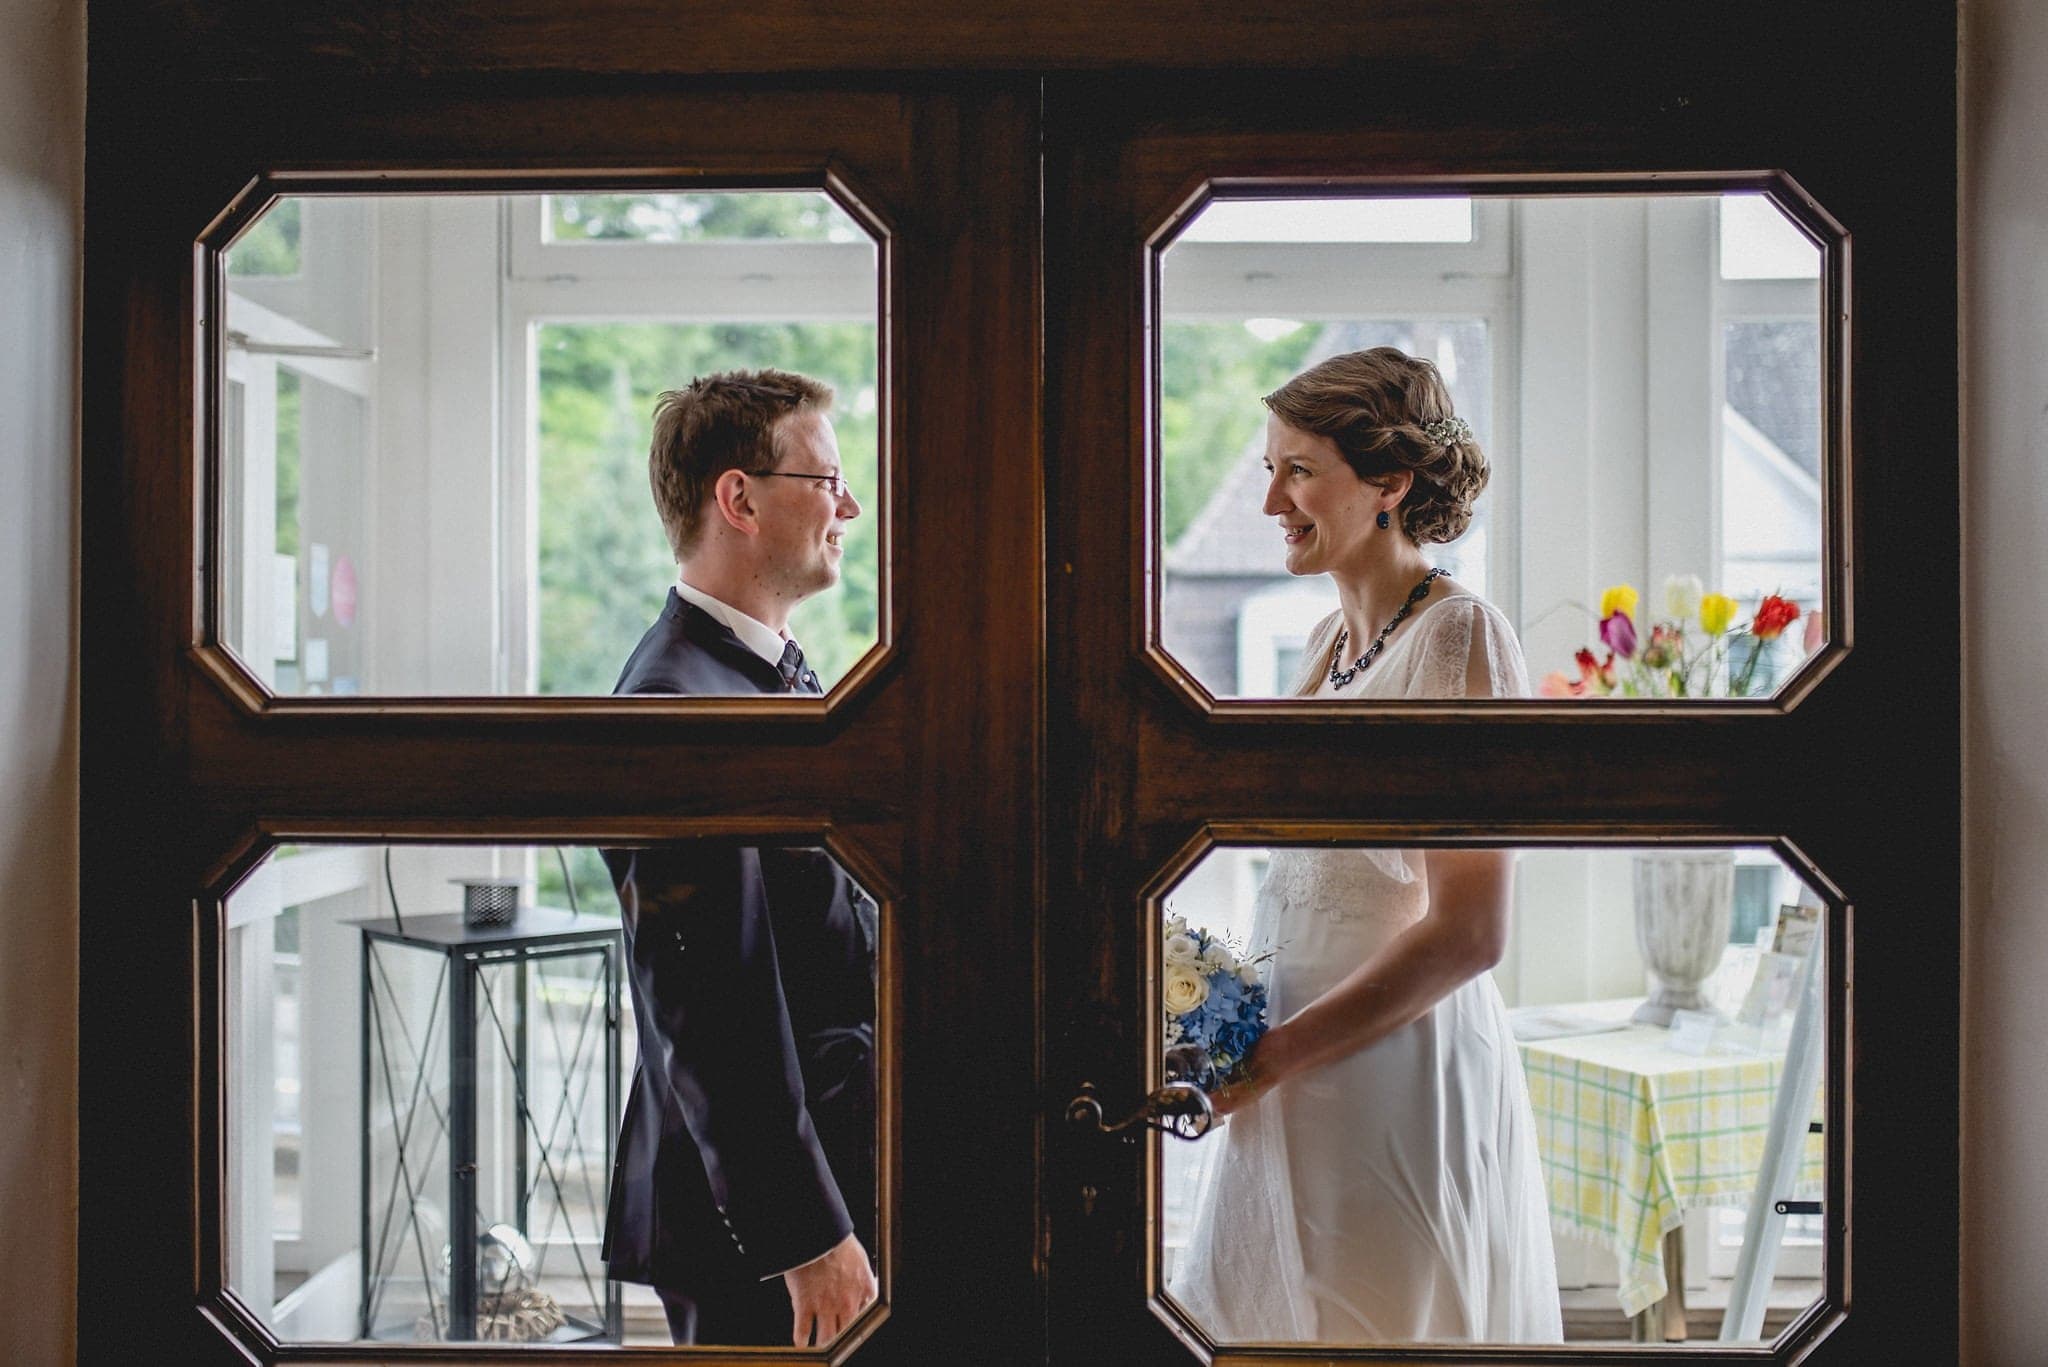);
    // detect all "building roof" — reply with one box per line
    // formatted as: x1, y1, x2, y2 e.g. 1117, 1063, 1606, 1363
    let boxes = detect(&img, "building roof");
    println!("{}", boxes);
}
1724, 320, 1821, 479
